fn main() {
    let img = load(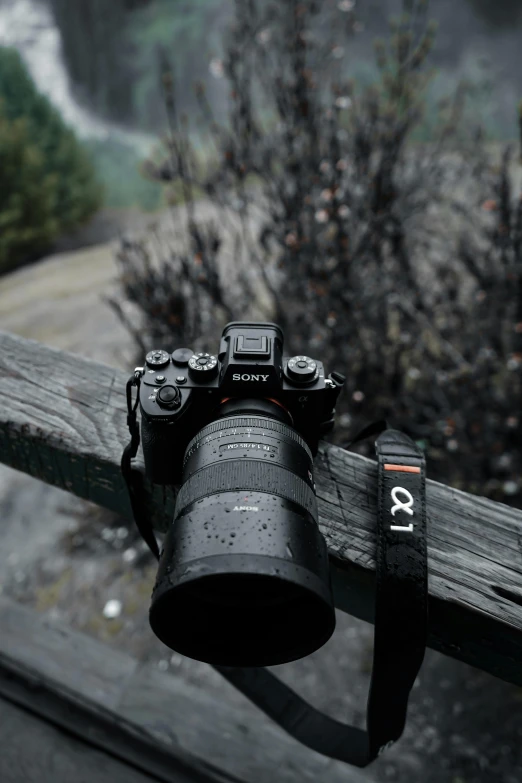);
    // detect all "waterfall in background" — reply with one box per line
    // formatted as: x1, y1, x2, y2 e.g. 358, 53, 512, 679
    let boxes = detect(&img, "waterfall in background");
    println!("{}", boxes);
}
0, 0, 155, 154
